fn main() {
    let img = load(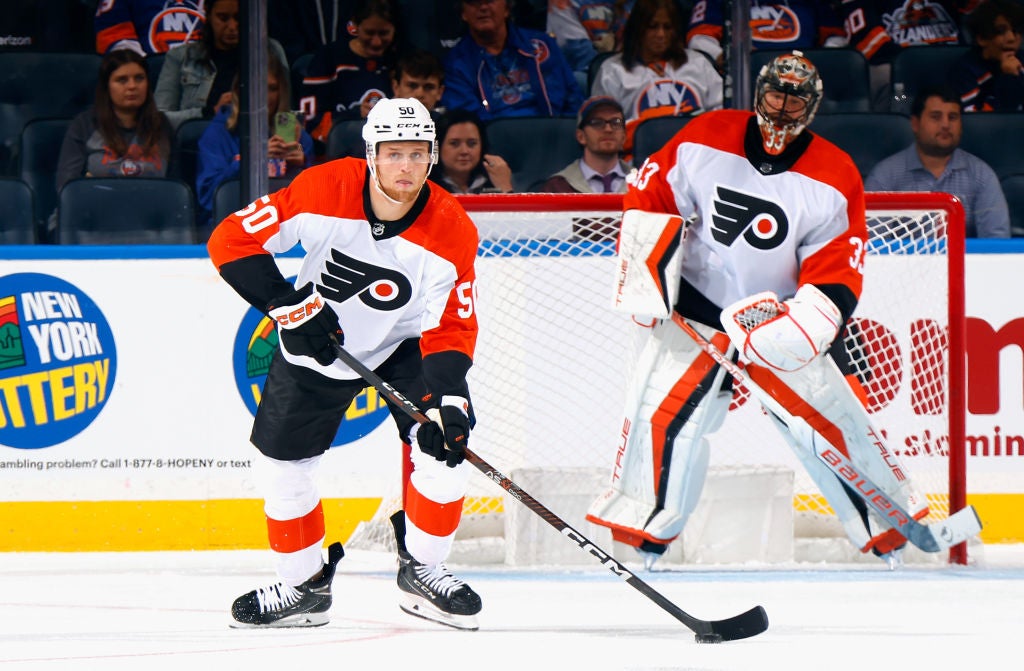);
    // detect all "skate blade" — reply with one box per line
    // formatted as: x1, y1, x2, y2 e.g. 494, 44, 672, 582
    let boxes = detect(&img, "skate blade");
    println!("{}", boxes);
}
399, 594, 479, 631
229, 612, 330, 629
